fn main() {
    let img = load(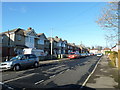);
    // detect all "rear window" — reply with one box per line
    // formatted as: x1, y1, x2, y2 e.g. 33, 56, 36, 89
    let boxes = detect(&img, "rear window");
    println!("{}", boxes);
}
69, 53, 75, 55
29, 54, 37, 58
97, 53, 102, 55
